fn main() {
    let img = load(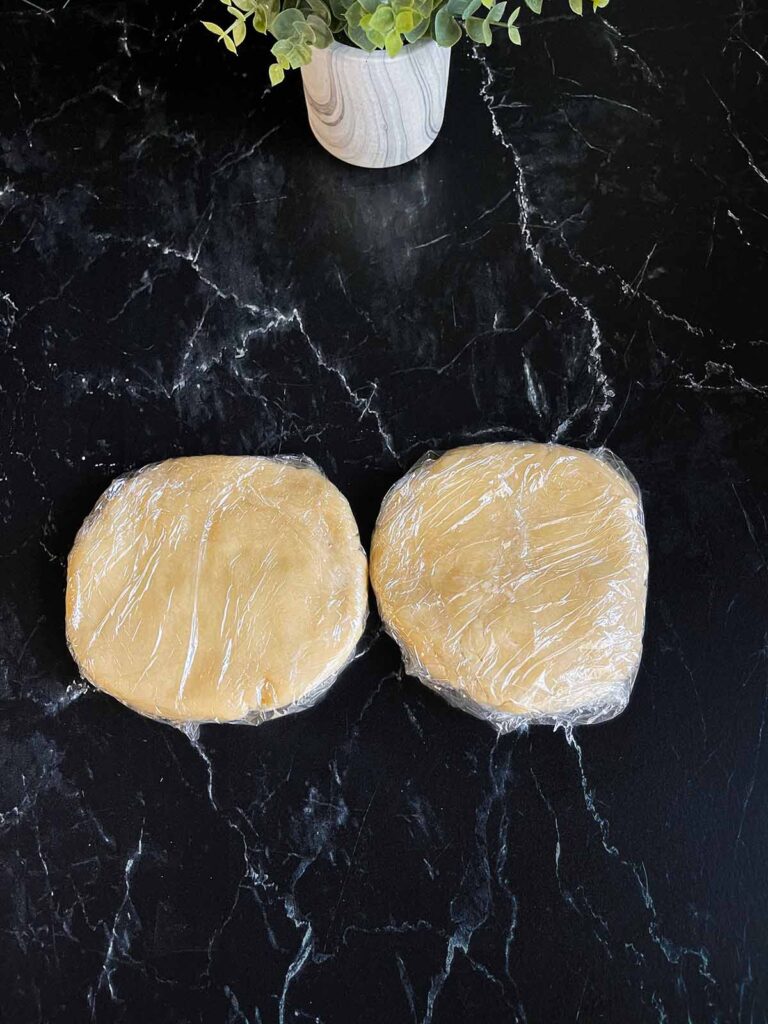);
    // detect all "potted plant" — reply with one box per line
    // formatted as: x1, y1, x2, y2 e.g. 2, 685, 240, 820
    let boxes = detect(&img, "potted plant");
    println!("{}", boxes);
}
202, 0, 609, 169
